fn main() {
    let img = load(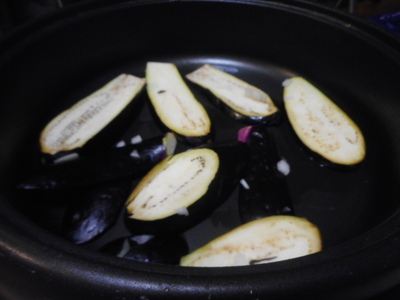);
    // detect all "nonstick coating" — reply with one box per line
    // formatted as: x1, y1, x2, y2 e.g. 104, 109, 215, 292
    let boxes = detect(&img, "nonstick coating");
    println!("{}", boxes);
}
1, 0, 400, 299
